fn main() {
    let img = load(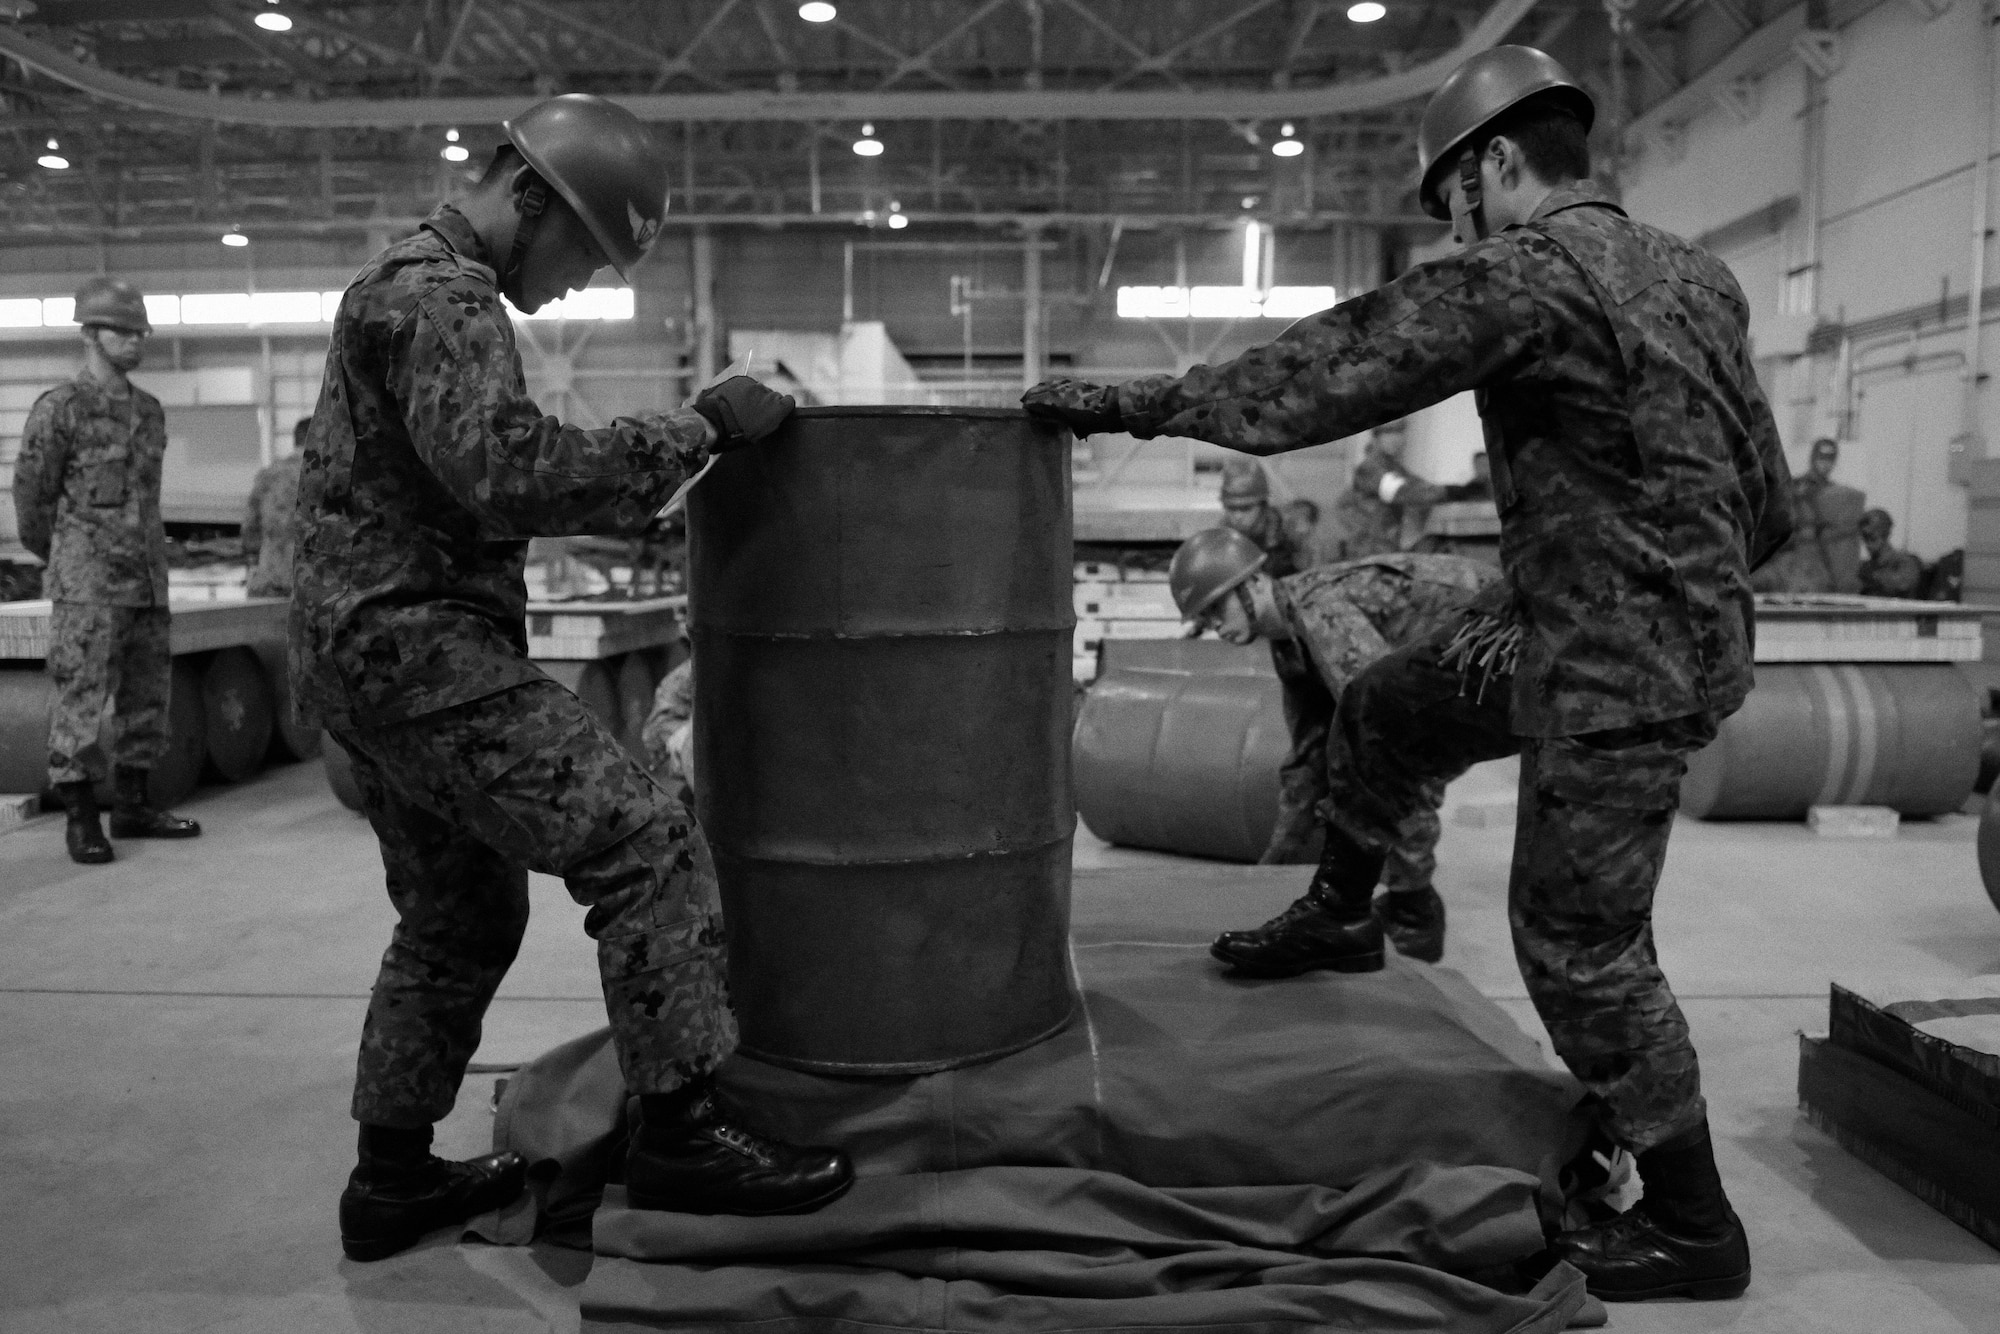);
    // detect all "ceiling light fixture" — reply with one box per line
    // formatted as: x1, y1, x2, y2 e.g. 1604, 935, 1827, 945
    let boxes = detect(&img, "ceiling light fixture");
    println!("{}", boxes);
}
887, 201, 908, 229
1272, 123, 1304, 157
1346, 2, 1386, 22
799, 2, 837, 21
255, 1, 293, 33
37, 137, 67, 170
221, 229, 249, 248
853, 123, 883, 157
